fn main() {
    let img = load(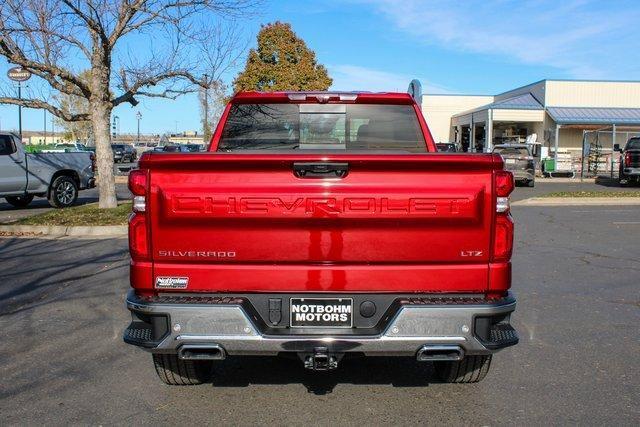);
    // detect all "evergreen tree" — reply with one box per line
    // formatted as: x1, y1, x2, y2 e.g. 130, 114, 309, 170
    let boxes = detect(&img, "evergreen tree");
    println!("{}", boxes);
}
233, 22, 332, 92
